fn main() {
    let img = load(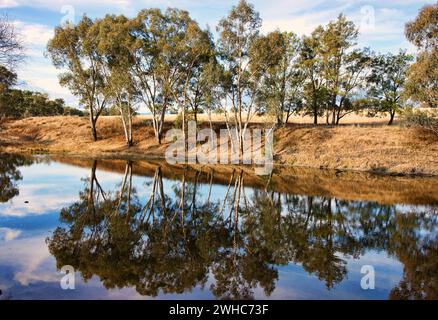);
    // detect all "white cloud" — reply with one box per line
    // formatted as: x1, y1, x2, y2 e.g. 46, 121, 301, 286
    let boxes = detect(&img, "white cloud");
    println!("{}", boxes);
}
13, 20, 53, 48
0, 227, 22, 241
17, 63, 76, 105
0, 235, 57, 286
8, 20, 75, 103
0, 0, 19, 8
259, 0, 431, 54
